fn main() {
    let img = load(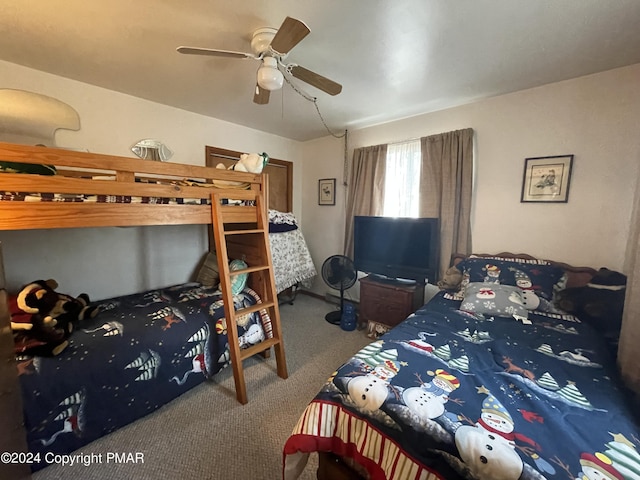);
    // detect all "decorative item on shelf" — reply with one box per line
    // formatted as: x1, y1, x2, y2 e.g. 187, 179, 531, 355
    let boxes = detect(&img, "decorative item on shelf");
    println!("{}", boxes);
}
318, 178, 336, 206
131, 139, 173, 162
521, 155, 574, 203
0, 89, 80, 146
